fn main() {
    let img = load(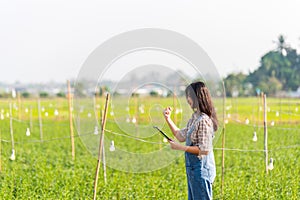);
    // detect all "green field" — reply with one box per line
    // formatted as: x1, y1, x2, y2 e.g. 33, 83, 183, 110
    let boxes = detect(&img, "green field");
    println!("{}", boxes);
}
0, 97, 299, 199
